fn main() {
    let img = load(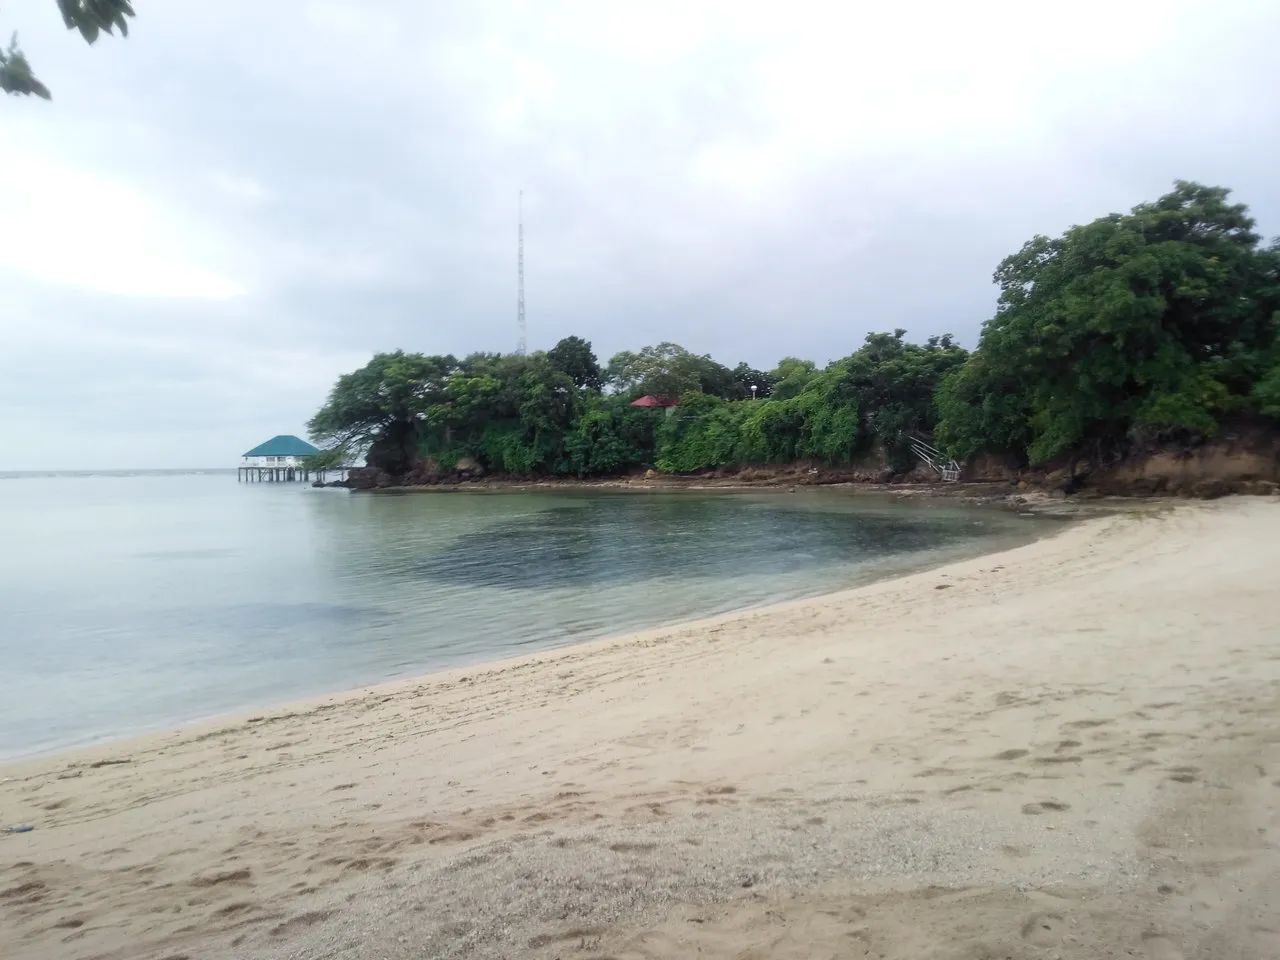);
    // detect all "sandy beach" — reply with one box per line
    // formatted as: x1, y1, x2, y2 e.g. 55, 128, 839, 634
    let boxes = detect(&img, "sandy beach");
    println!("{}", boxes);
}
3, 497, 1279, 959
